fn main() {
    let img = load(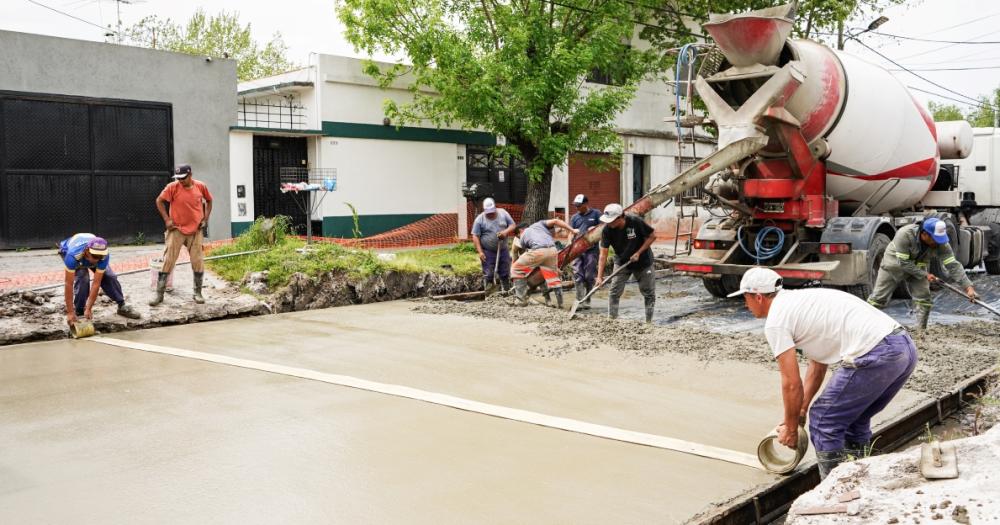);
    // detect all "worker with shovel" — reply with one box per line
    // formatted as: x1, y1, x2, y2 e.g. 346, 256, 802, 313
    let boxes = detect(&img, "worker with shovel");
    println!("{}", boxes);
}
733, 267, 917, 479
595, 204, 657, 323
471, 197, 515, 292
867, 218, 979, 330
150, 164, 213, 306
510, 218, 578, 307
569, 194, 602, 310
59, 233, 142, 329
